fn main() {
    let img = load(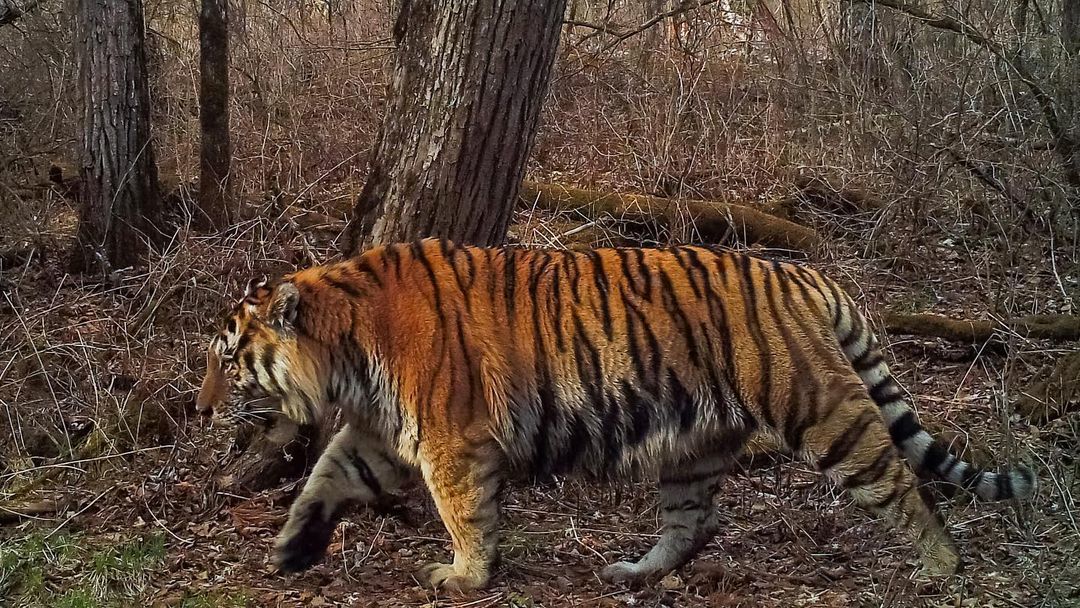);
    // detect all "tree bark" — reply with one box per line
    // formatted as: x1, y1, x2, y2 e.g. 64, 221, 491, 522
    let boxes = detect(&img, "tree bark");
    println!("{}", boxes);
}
69, 0, 161, 275
198, 0, 231, 228
343, 0, 569, 254
1065, 0, 1080, 54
